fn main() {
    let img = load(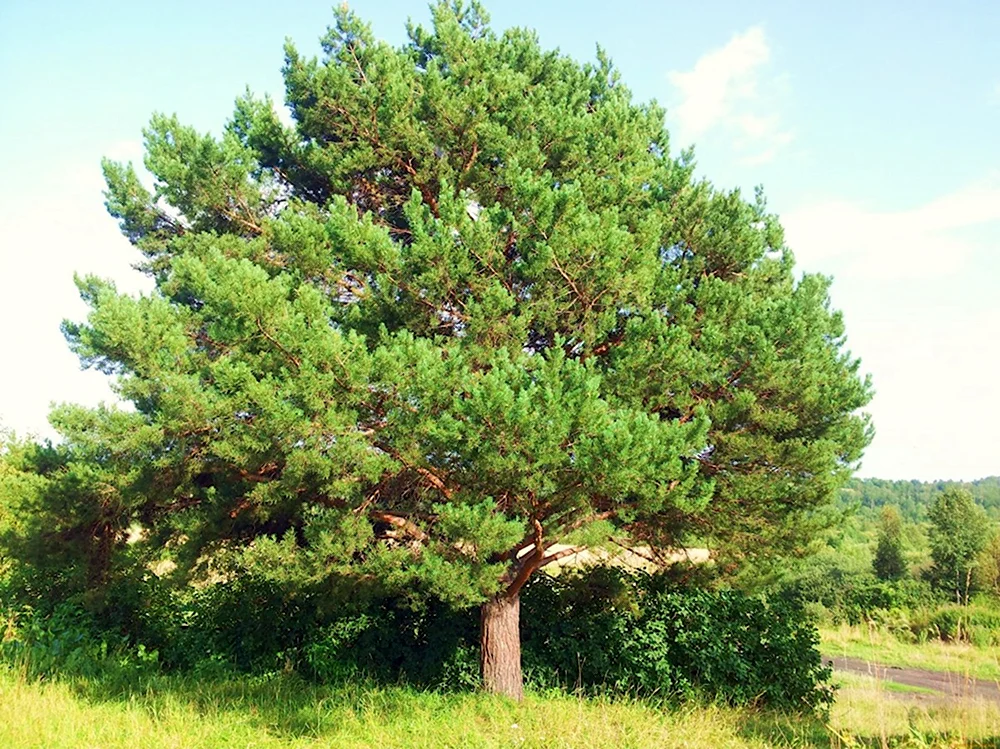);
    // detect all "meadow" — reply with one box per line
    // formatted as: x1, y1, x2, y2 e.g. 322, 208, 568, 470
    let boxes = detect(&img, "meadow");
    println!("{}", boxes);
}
0, 665, 822, 749
2, 649, 999, 749
822, 623, 1000, 682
